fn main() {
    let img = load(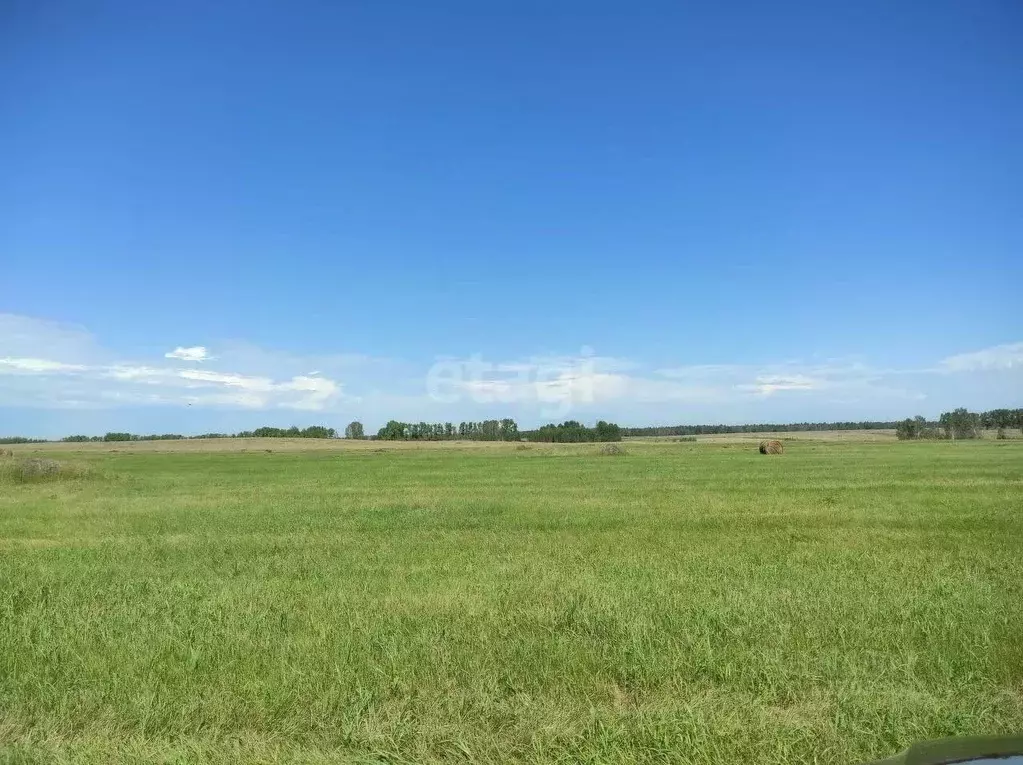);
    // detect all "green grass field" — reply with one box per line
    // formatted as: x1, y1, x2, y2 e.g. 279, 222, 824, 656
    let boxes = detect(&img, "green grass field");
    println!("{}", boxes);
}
1, 440, 1021, 764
